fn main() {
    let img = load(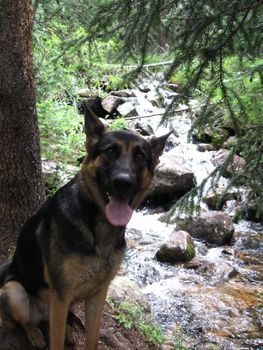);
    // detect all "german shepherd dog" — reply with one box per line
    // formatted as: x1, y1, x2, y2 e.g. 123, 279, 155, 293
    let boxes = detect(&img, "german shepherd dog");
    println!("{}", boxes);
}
0, 103, 170, 350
